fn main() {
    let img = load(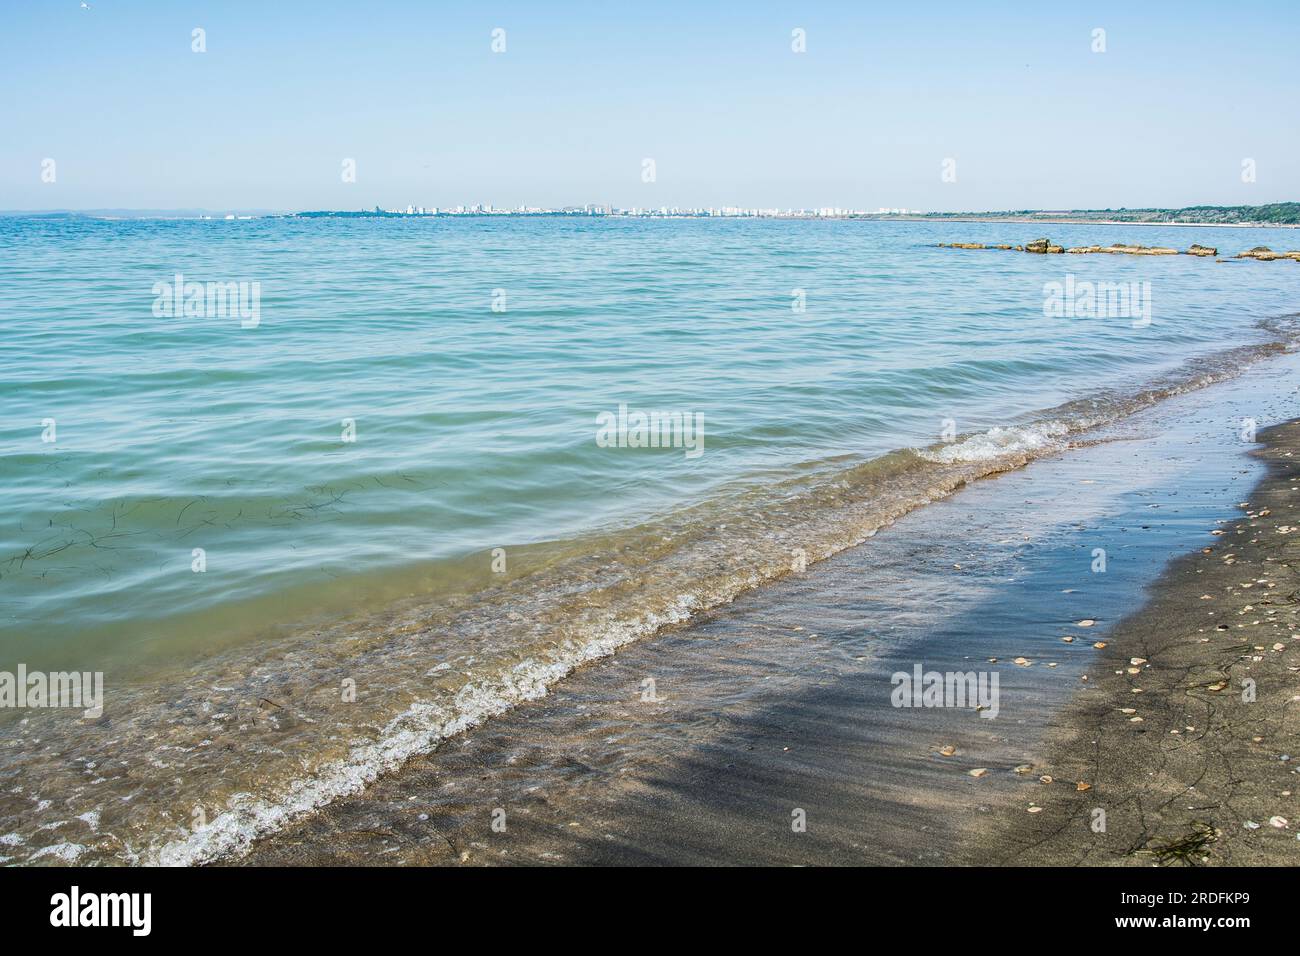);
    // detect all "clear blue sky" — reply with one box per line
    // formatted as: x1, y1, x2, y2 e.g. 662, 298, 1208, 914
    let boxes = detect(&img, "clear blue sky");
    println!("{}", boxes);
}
2, 0, 1296, 211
